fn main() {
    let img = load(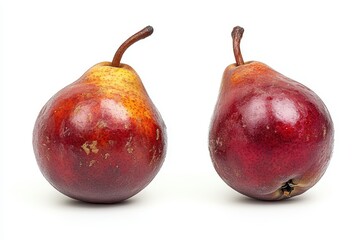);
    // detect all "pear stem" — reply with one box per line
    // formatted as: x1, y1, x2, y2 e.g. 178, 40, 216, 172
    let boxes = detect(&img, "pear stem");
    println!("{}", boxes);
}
231, 26, 245, 66
111, 26, 154, 67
